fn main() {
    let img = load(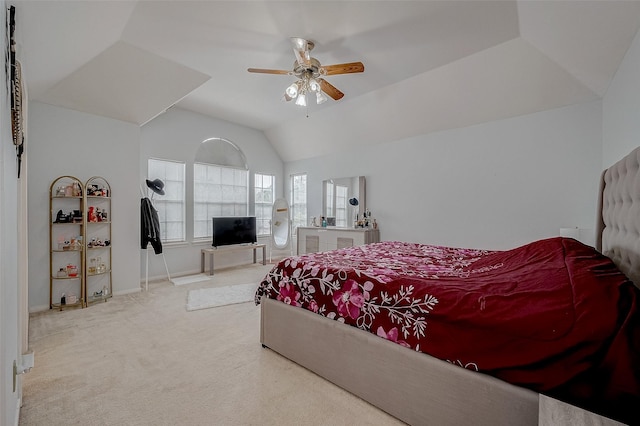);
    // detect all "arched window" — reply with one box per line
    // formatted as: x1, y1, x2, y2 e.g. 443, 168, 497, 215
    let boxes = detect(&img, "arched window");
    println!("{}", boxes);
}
193, 138, 249, 239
